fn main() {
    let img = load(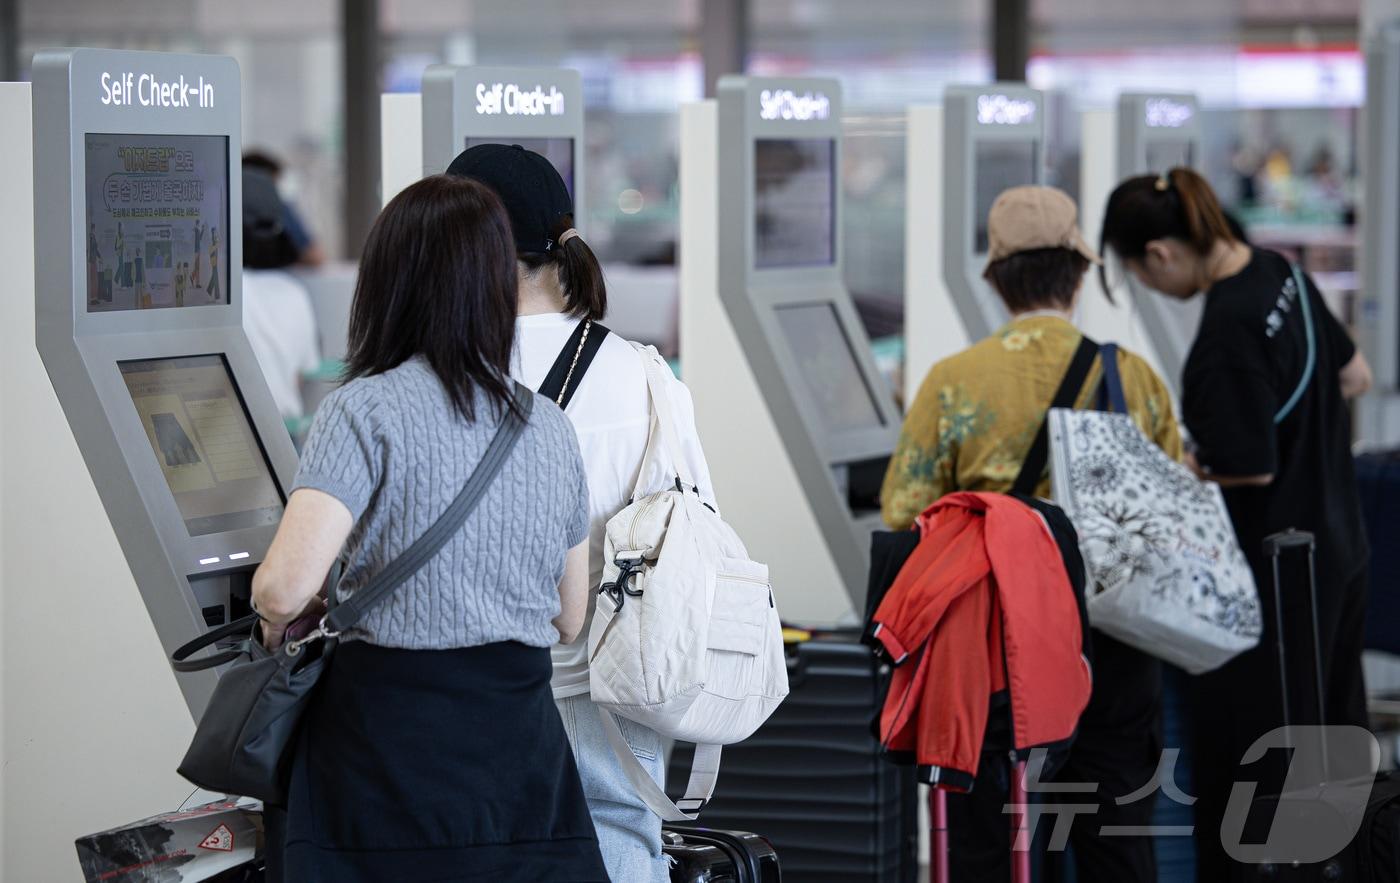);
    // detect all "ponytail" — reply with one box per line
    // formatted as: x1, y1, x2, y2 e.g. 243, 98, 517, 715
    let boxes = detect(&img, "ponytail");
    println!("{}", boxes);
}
519, 214, 608, 321
1098, 166, 1238, 299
